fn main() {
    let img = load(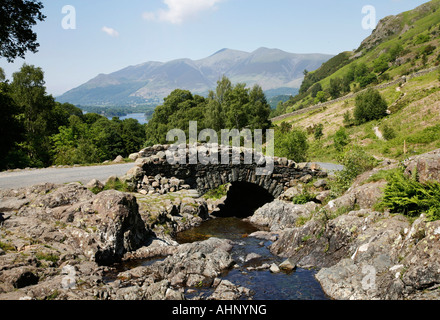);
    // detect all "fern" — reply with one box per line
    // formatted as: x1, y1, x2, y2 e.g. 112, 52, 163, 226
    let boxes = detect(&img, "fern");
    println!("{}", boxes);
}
380, 168, 440, 221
